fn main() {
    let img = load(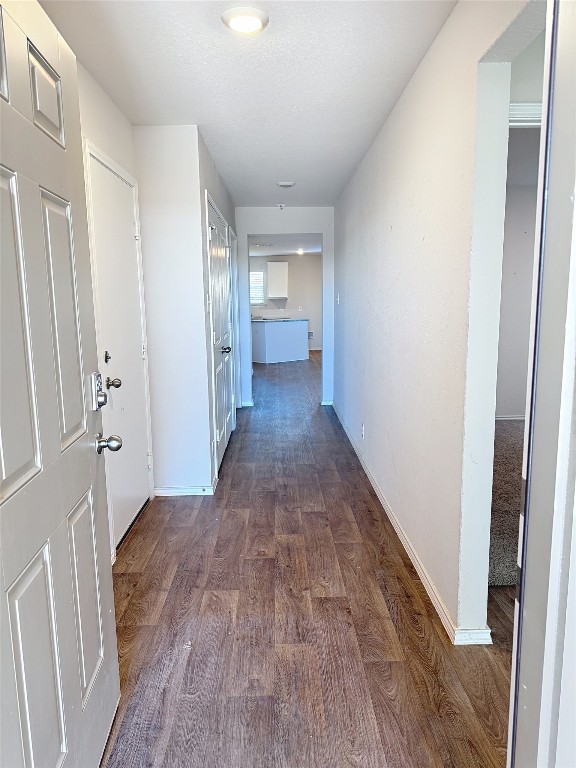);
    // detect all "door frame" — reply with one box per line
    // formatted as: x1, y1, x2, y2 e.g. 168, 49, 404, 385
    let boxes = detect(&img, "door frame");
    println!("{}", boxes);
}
83, 140, 154, 559
229, 228, 242, 415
